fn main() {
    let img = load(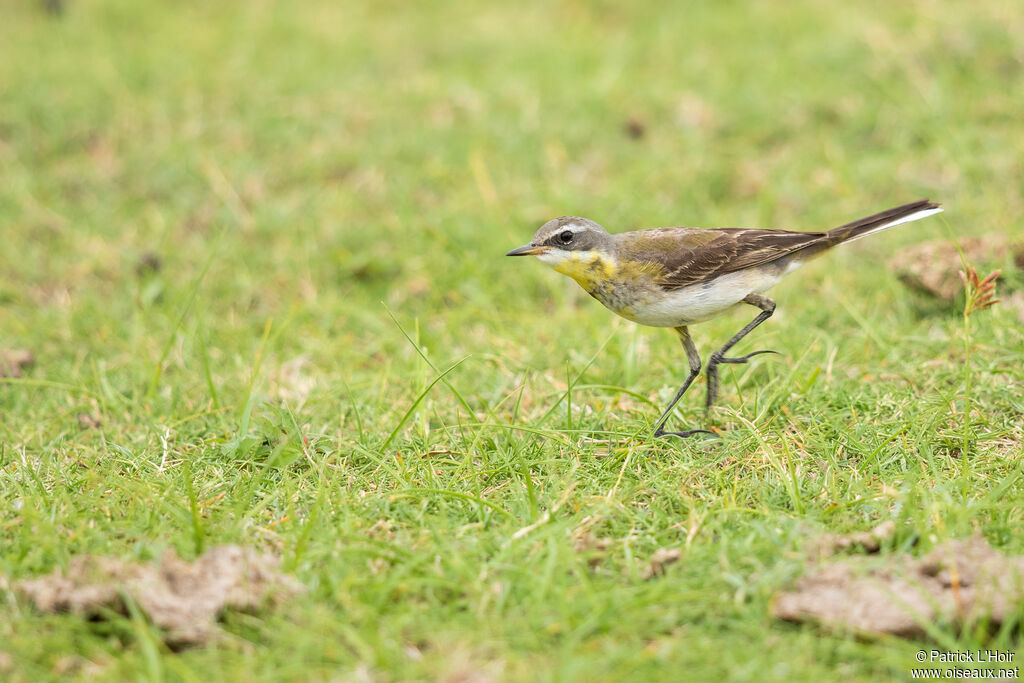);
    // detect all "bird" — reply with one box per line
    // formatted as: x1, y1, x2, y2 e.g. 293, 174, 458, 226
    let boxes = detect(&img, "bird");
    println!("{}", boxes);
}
506, 199, 943, 438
